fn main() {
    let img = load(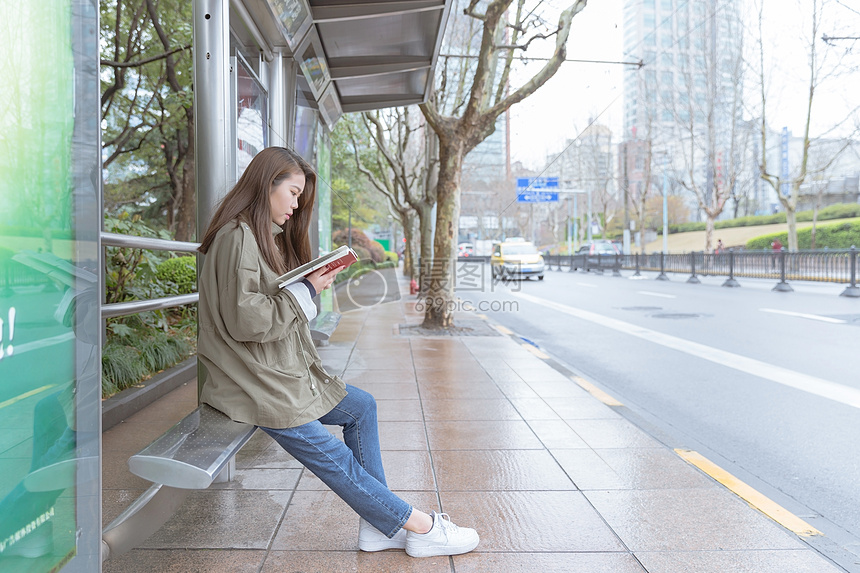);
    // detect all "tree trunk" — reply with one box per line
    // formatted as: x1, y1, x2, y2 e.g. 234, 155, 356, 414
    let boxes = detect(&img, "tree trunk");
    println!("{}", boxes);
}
704, 215, 715, 253
174, 112, 196, 242
400, 211, 415, 278
422, 142, 463, 328
416, 203, 434, 291
786, 206, 798, 251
